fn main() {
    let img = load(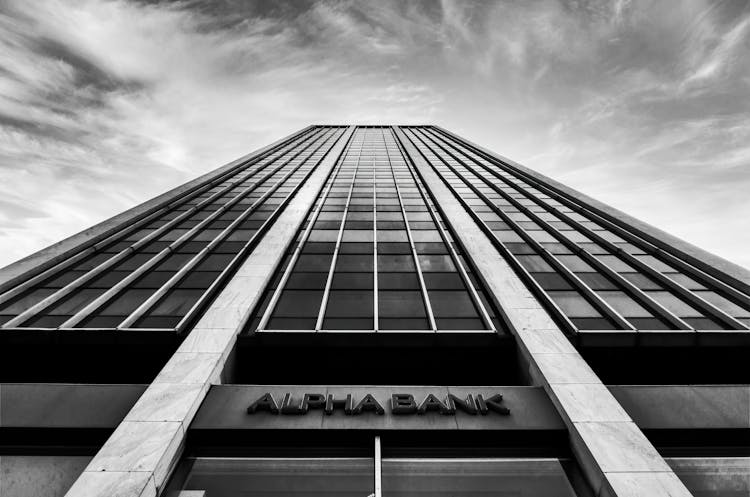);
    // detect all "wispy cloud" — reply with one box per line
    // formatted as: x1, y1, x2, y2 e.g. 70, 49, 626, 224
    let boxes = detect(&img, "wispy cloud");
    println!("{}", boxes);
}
0, 0, 748, 269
